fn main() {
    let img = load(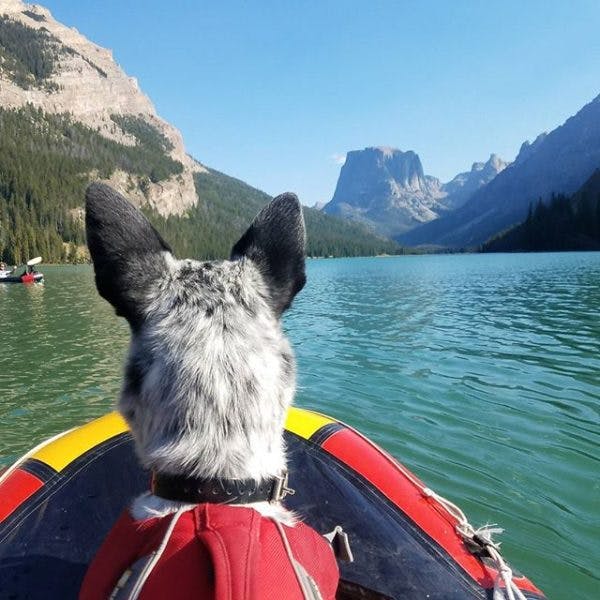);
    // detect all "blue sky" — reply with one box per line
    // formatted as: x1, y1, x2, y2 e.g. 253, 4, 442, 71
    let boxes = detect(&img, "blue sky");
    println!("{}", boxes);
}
44, 0, 600, 206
